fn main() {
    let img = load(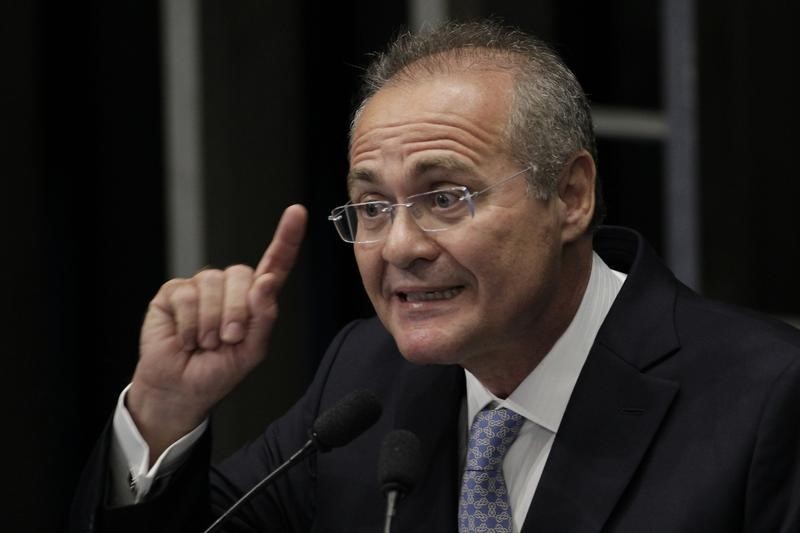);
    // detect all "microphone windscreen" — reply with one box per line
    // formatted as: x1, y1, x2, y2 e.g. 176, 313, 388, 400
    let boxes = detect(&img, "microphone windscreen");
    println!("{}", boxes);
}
377, 429, 422, 495
311, 389, 382, 451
